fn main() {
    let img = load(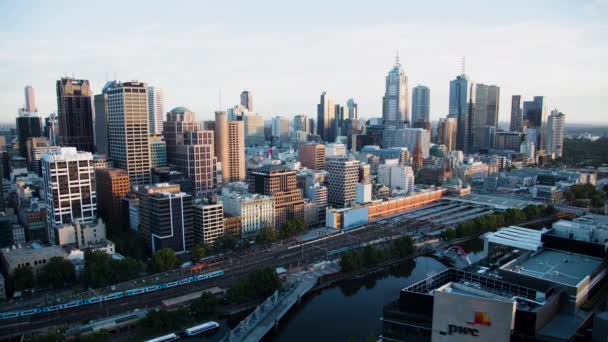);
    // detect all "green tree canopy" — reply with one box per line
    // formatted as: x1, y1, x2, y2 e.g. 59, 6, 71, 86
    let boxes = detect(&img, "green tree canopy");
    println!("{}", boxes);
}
279, 218, 308, 239
191, 244, 207, 262
152, 248, 178, 273
256, 226, 278, 244
12, 265, 34, 291
189, 292, 218, 319
39, 257, 75, 289
340, 251, 363, 273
